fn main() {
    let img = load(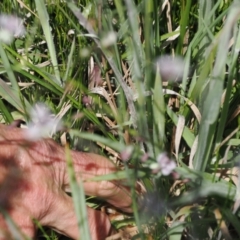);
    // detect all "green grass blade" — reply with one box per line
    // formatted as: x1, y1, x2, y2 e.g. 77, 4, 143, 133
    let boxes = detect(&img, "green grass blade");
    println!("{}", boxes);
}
63, 37, 76, 83
65, 145, 91, 240
67, 1, 138, 128
35, 0, 62, 86
193, 3, 240, 171
87, 169, 146, 182
0, 78, 29, 113
152, 69, 165, 152
0, 42, 19, 91
70, 130, 125, 152
124, 0, 144, 77
168, 222, 185, 240
215, 18, 240, 149
166, 106, 195, 148
198, 0, 214, 53
0, 97, 13, 123
176, 0, 192, 54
